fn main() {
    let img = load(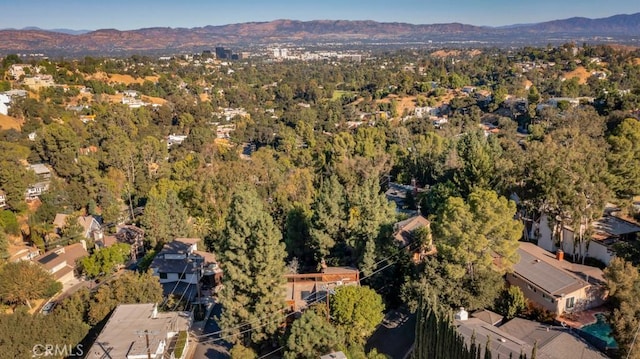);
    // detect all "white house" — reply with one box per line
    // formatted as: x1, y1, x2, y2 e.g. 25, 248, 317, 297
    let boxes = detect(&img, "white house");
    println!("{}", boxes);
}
25, 182, 50, 200
0, 190, 6, 208
534, 209, 640, 265
0, 94, 10, 115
